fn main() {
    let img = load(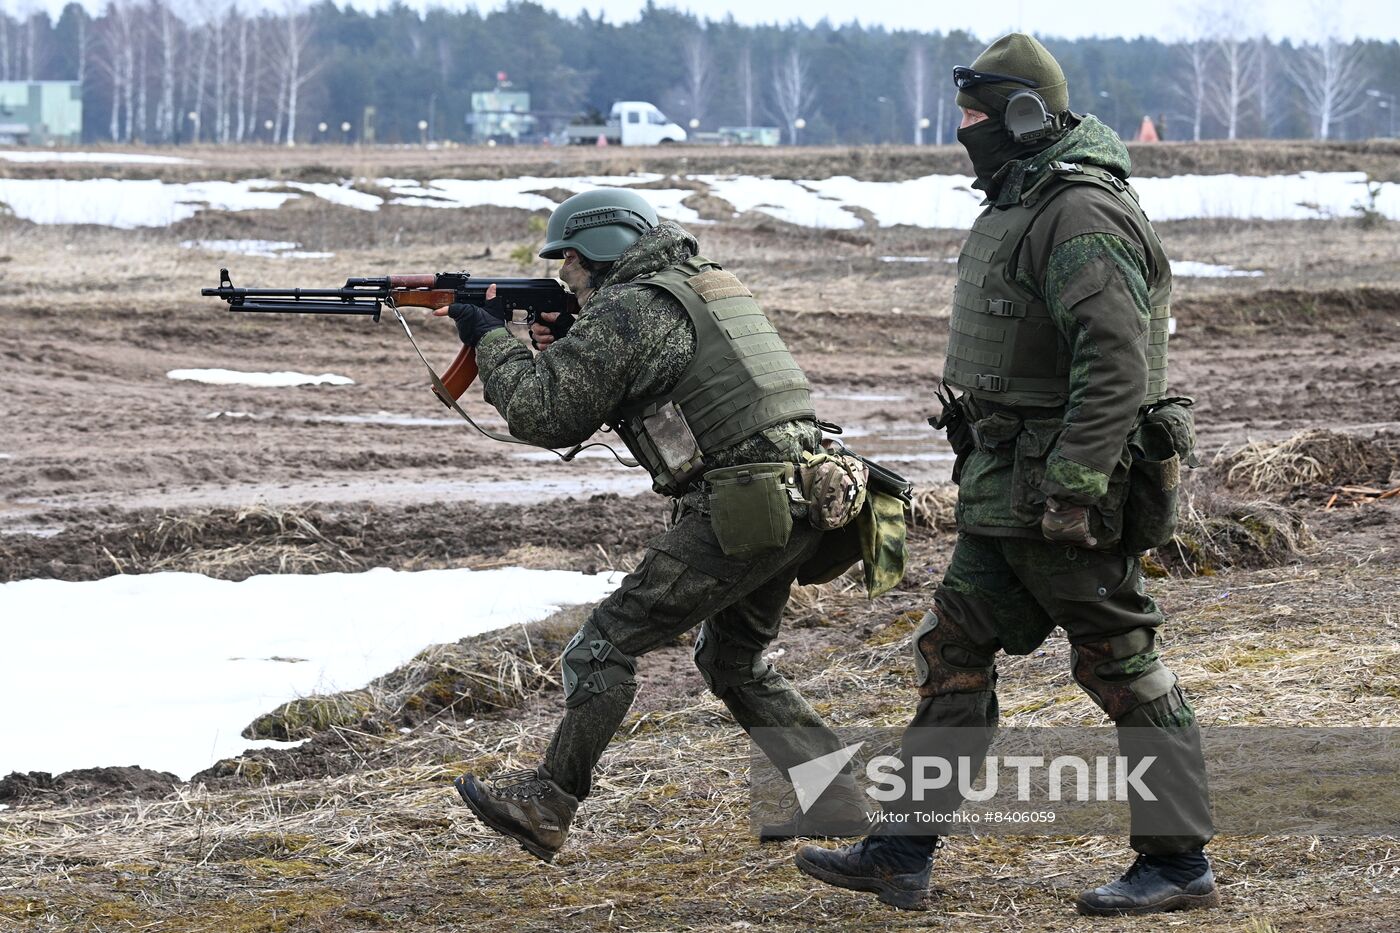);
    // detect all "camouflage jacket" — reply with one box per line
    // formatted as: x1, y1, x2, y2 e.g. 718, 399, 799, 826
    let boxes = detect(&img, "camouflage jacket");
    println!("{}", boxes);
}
475, 221, 820, 488
956, 116, 1164, 536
